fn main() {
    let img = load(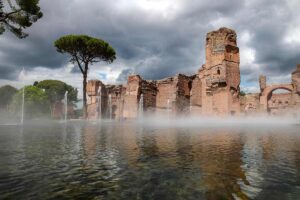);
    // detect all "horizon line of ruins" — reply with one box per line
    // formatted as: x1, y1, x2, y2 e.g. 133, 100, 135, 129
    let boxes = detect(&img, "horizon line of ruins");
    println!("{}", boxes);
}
85, 27, 300, 119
